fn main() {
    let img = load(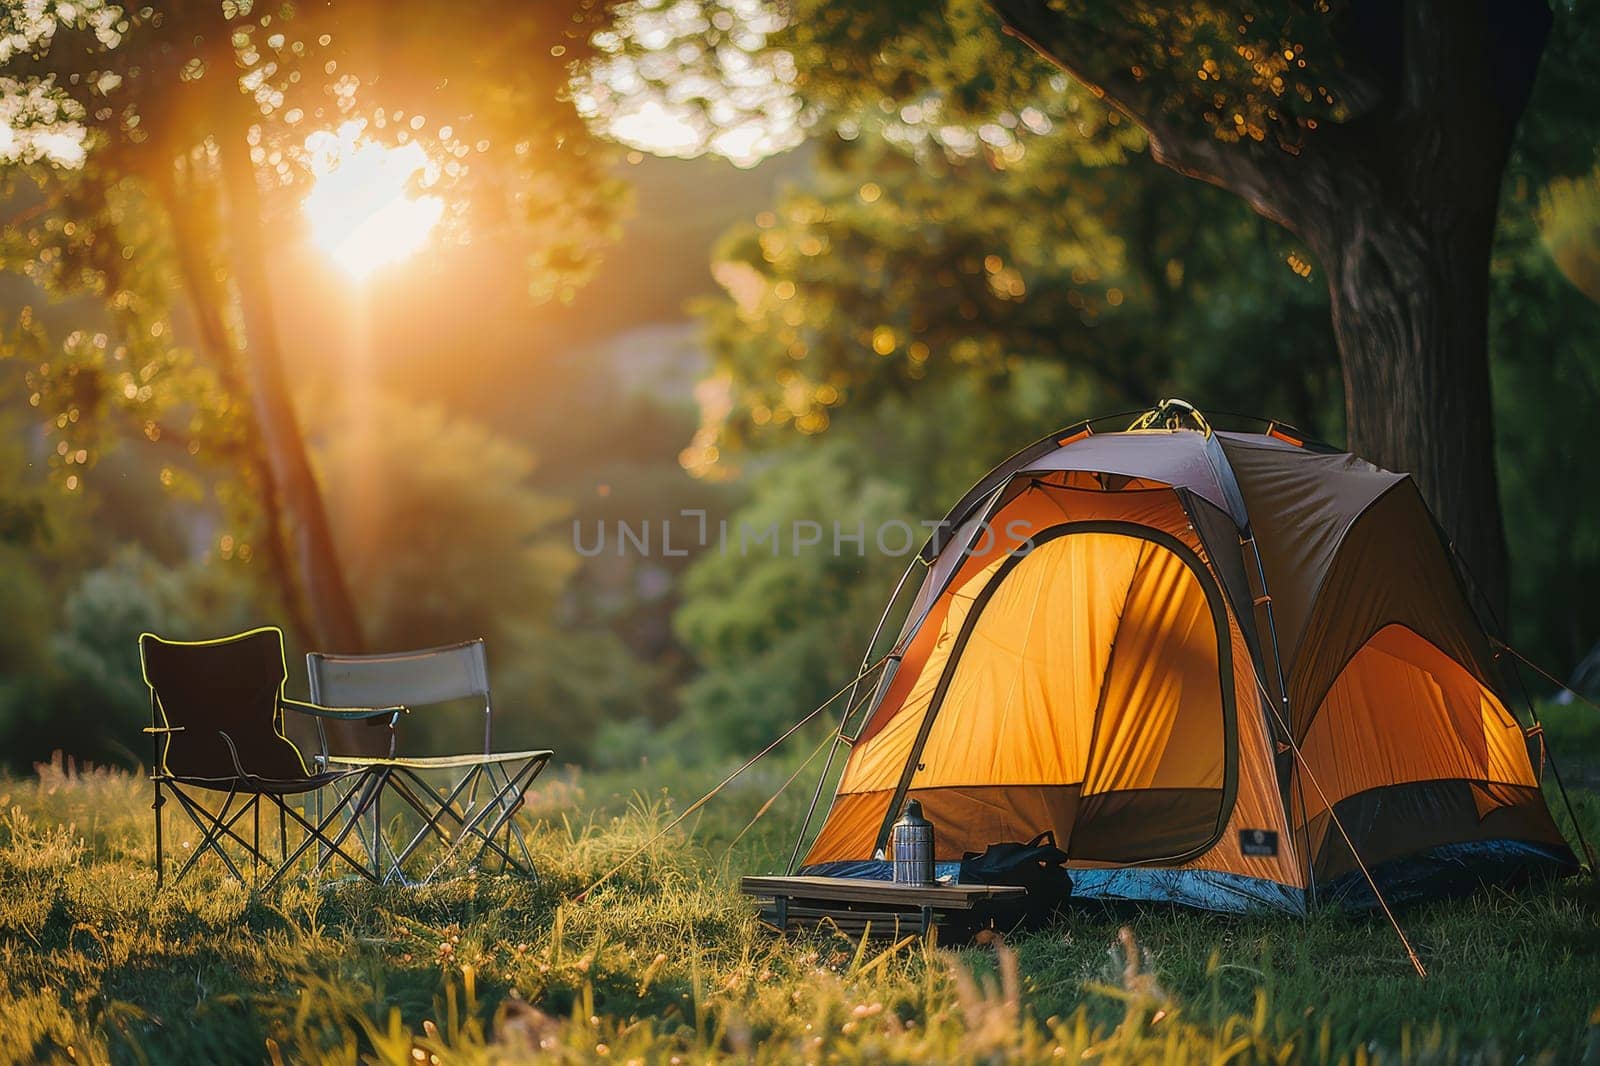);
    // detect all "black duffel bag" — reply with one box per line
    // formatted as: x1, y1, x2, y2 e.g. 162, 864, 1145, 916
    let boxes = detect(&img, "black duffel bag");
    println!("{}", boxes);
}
958, 831, 1073, 932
